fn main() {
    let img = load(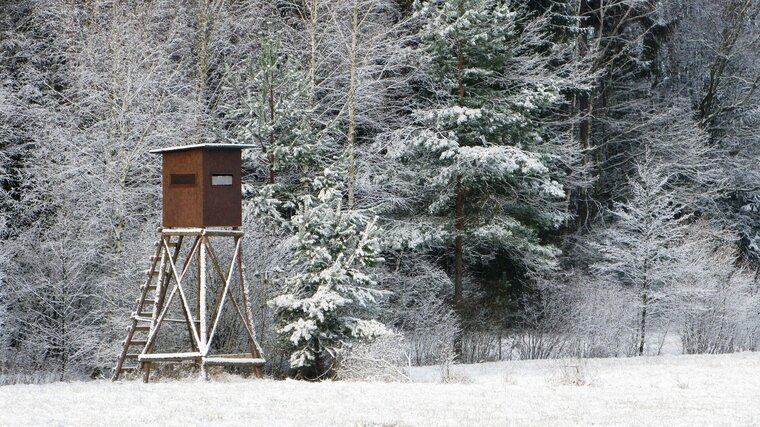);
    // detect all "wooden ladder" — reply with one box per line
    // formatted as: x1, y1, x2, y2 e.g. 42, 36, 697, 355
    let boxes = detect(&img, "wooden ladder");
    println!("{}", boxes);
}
112, 235, 182, 381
